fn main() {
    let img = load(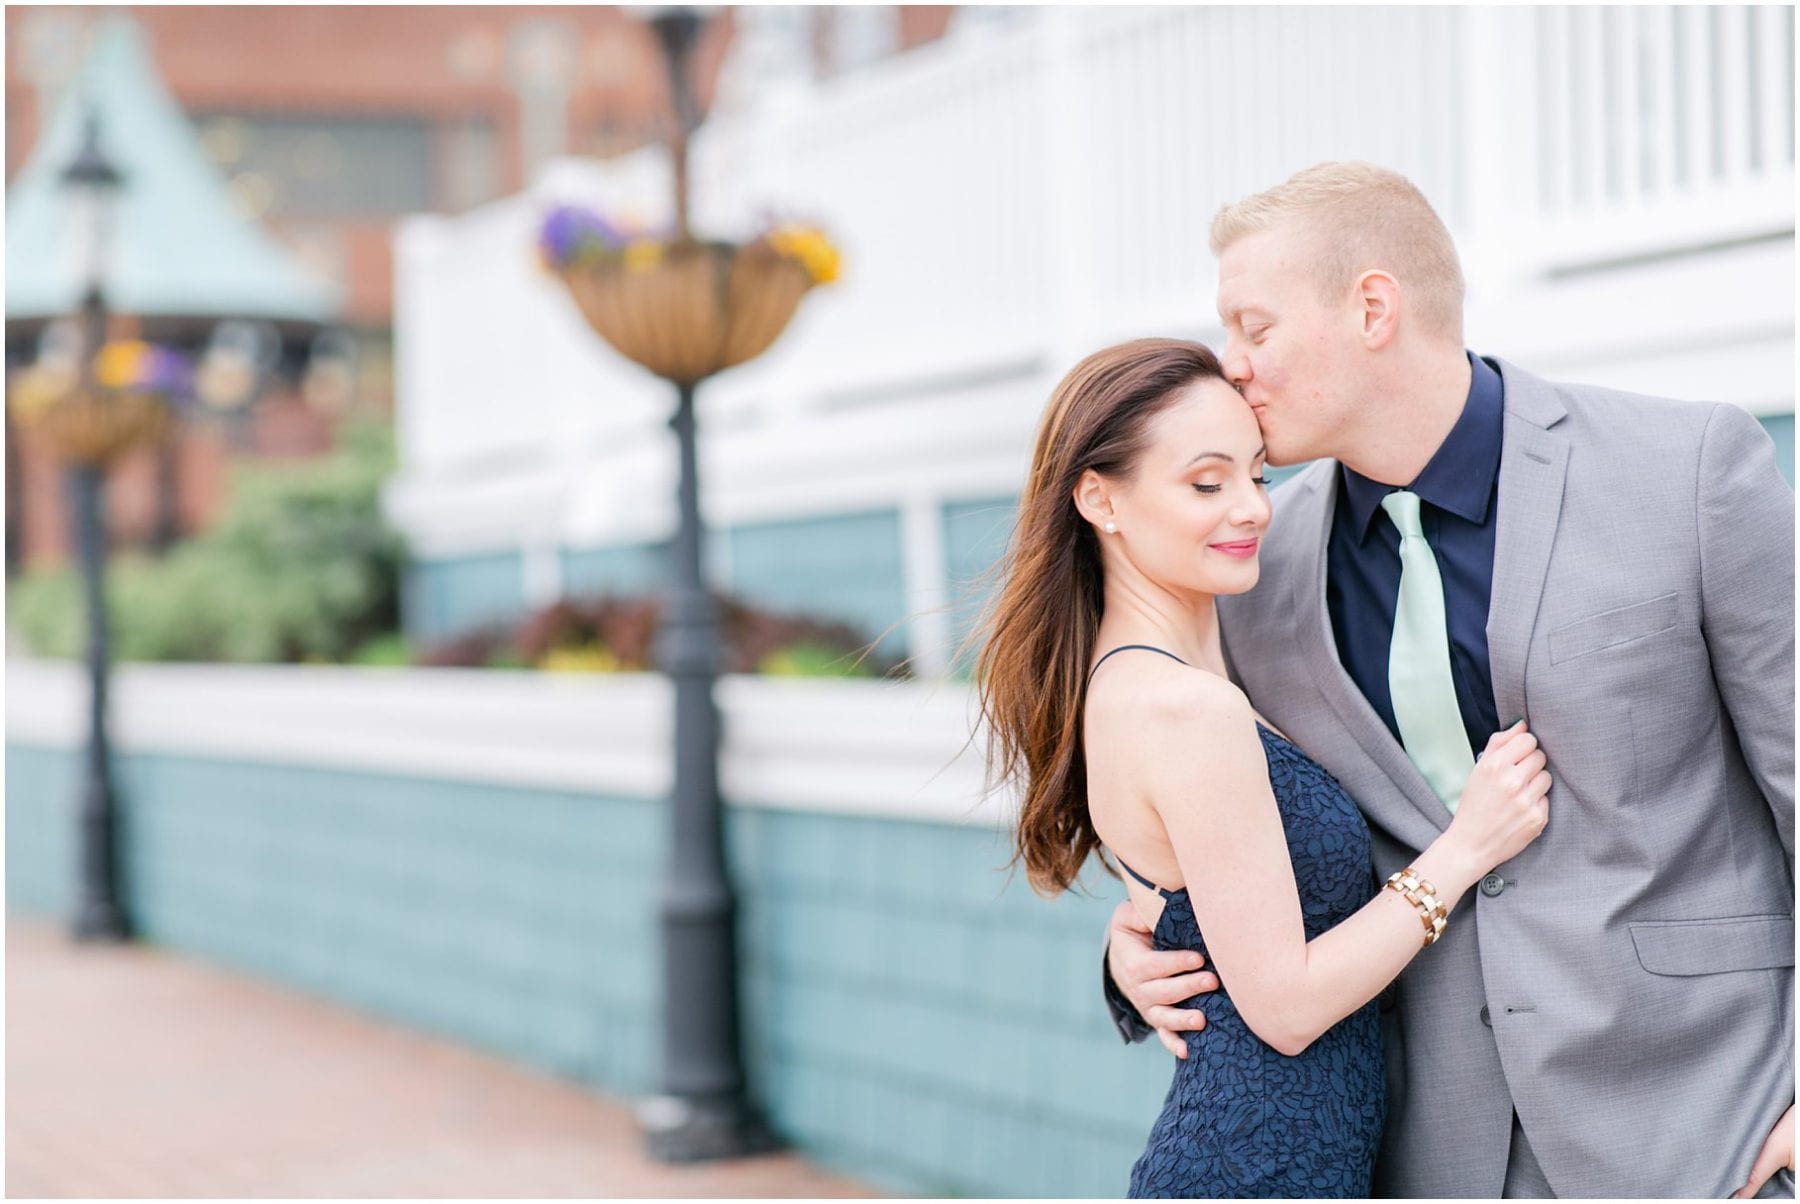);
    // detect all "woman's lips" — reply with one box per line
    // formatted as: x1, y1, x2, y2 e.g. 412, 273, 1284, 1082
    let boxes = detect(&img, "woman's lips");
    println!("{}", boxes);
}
1210, 539, 1260, 558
